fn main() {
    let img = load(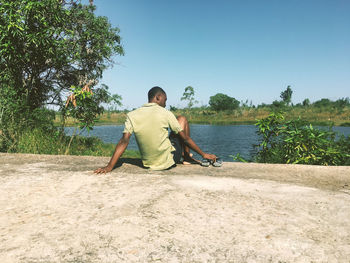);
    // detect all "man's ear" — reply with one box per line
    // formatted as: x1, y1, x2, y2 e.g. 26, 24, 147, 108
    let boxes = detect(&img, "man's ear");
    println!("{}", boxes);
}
155, 94, 161, 101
